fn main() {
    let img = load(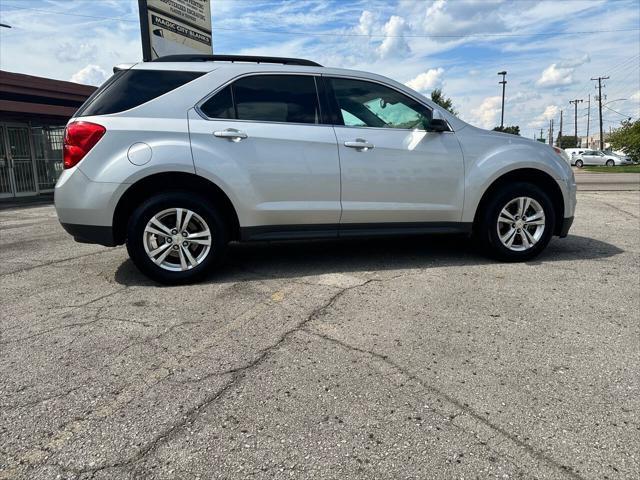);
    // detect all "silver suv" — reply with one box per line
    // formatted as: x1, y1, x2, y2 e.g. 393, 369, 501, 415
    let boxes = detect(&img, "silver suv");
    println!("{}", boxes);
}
55, 55, 576, 284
